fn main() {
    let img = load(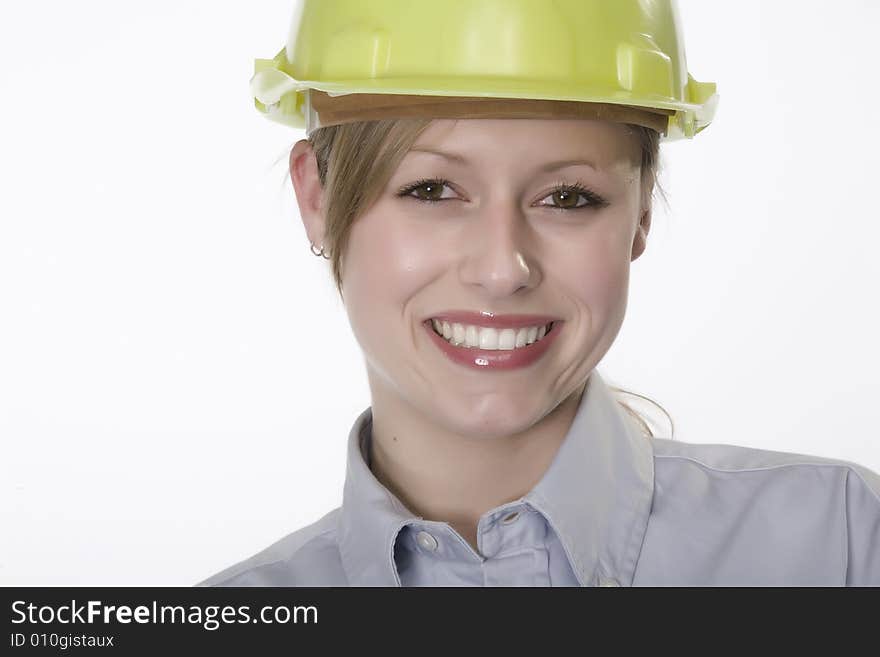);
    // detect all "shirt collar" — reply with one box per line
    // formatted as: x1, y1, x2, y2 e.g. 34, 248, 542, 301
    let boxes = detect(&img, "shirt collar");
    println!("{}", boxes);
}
337, 369, 655, 586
